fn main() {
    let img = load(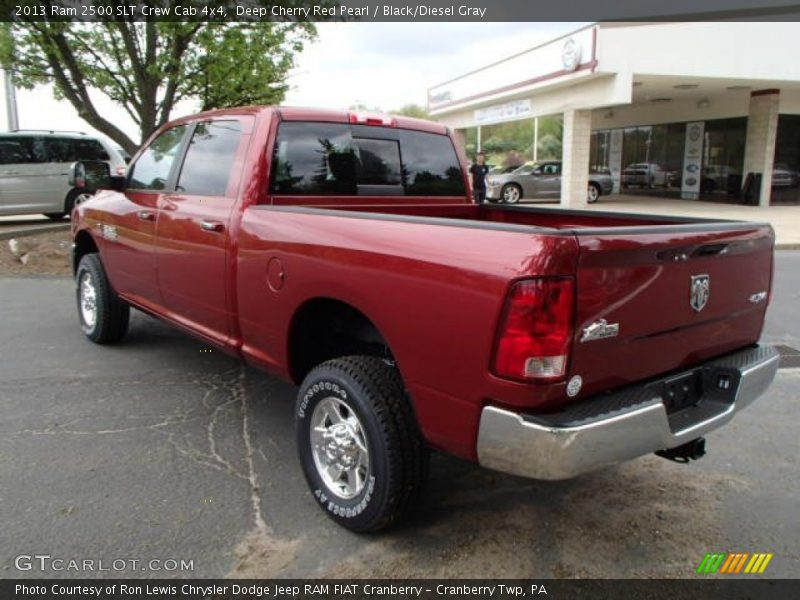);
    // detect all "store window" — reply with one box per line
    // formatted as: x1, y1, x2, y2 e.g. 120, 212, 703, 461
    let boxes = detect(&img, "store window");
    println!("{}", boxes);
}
702, 117, 746, 196
773, 114, 800, 205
